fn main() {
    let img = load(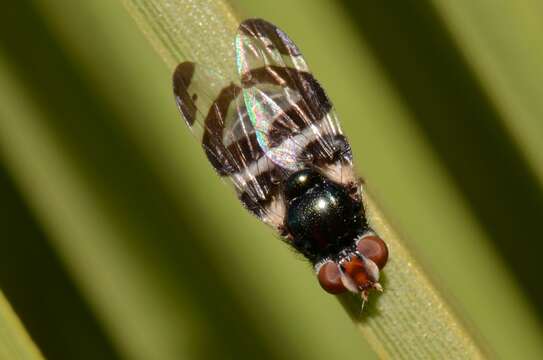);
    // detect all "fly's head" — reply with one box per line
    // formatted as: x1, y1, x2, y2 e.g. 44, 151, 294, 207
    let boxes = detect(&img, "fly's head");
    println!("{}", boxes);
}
316, 234, 388, 299
282, 169, 388, 298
